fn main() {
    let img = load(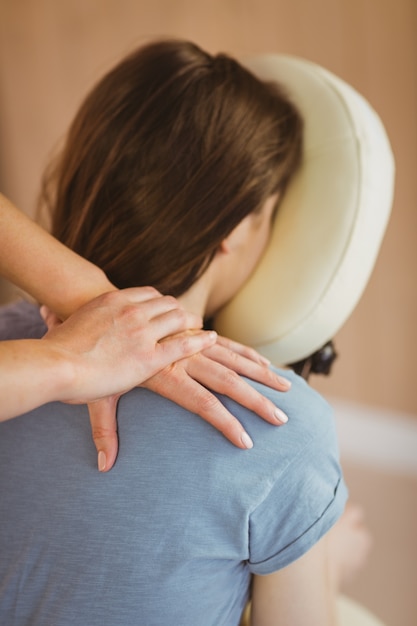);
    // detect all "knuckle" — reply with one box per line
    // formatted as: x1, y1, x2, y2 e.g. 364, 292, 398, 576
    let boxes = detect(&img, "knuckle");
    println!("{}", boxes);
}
173, 308, 188, 324
101, 290, 119, 305
199, 392, 221, 414
221, 346, 238, 363
144, 286, 160, 297
158, 362, 184, 385
224, 348, 243, 370
121, 303, 146, 324
222, 369, 241, 388
166, 362, 183, 380
178, 333, 197, 353
163, 295, 179, 308
91, 426, 116, 440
